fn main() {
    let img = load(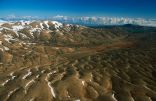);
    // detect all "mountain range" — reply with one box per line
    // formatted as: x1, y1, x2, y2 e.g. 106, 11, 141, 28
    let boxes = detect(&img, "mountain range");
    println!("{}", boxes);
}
1, 15, 156, 27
